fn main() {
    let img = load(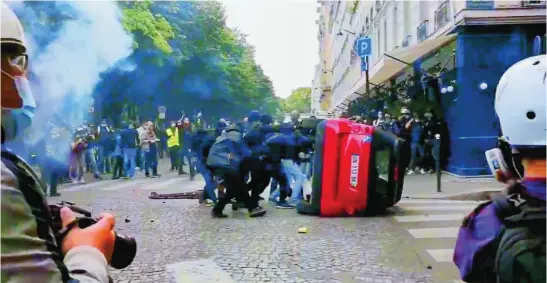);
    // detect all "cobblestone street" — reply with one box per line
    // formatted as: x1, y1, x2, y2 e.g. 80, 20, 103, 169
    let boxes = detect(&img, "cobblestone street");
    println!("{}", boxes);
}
46, 162, 477, 283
